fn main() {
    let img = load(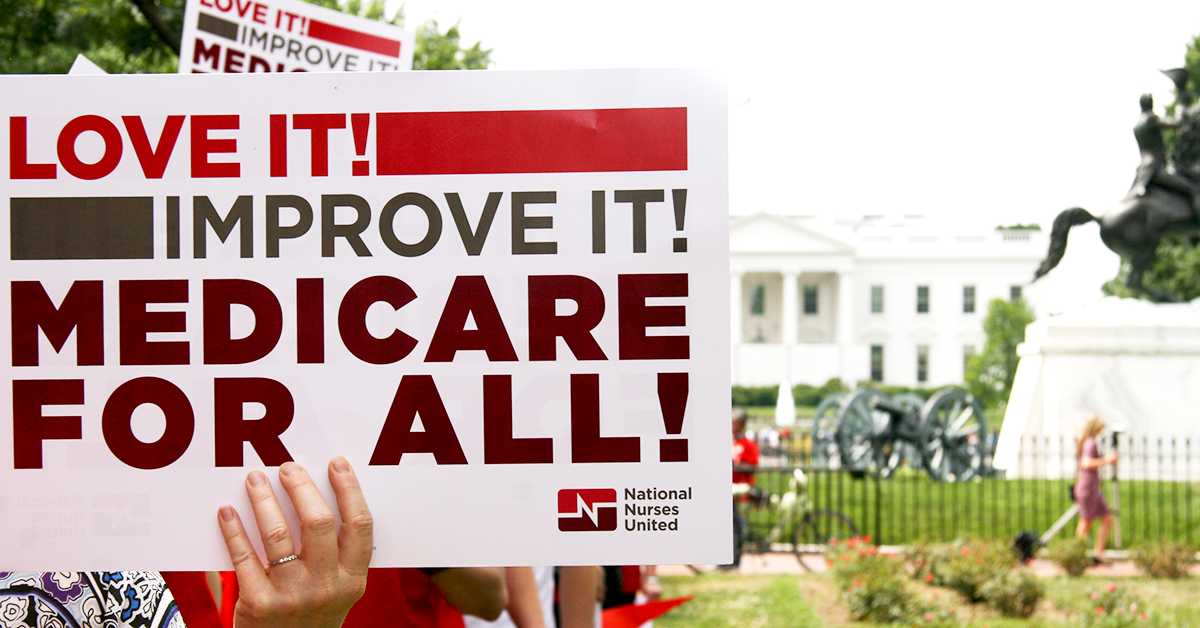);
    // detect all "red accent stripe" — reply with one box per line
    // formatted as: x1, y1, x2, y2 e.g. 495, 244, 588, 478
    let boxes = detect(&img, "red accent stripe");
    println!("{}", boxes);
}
375, 108, 687, 175
306, 19, 400, 58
